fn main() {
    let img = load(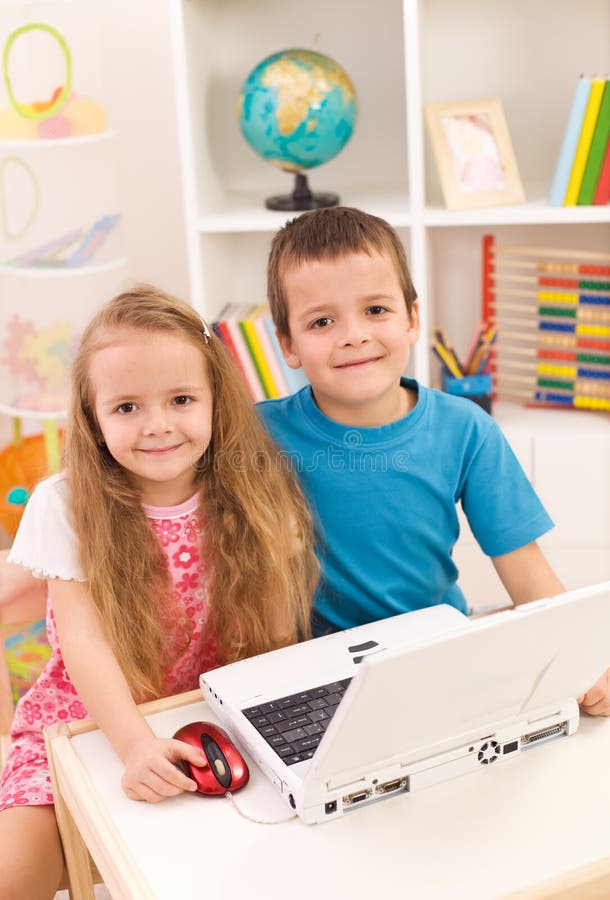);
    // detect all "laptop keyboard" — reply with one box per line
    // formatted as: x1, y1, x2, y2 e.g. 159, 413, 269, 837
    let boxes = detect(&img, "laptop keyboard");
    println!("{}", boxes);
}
242, 678, 352, 766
